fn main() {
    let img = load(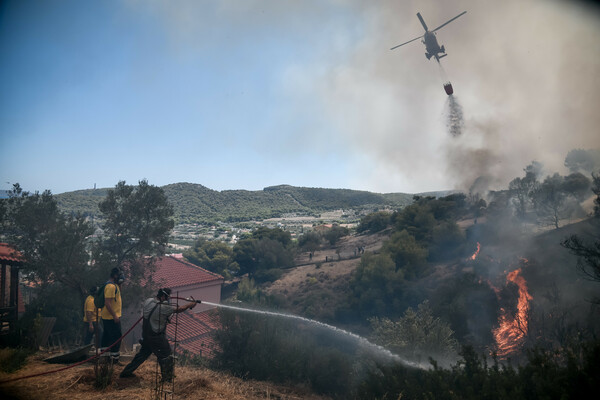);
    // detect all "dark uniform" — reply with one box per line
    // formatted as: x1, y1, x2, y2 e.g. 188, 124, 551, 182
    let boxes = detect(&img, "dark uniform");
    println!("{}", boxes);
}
120, 297, 175, 380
